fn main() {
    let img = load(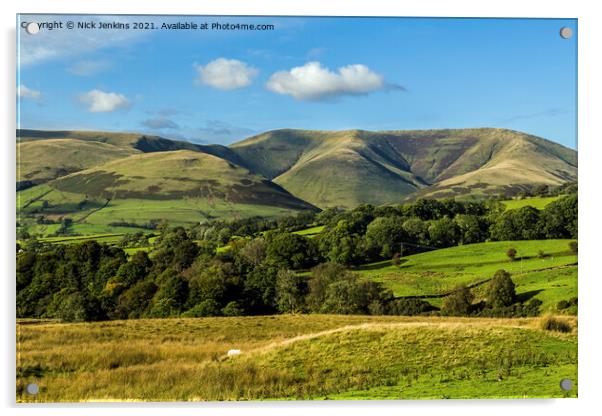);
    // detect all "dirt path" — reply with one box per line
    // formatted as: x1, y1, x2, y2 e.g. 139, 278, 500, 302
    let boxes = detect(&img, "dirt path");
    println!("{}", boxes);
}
222, 319, 533, 360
